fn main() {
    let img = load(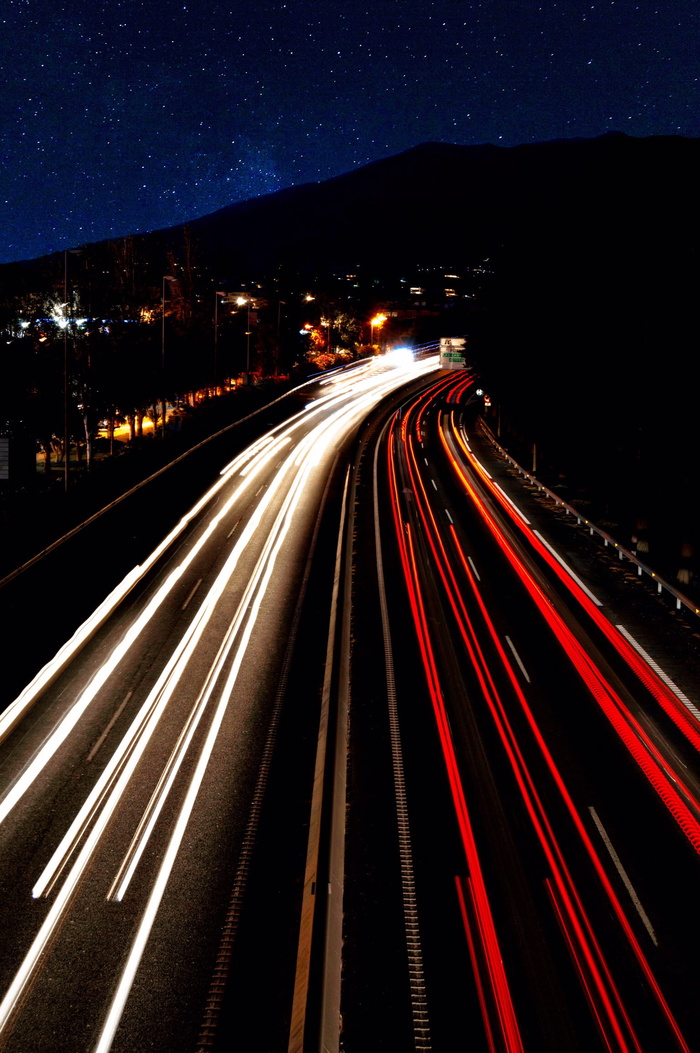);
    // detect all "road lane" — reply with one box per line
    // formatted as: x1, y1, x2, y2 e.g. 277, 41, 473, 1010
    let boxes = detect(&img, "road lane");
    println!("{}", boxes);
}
0, 355, 440, 1052
374, 371, 699, 1051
